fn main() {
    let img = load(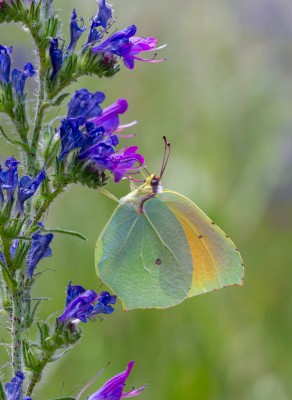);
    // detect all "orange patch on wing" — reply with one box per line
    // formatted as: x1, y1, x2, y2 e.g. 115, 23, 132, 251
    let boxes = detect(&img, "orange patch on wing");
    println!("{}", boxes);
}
168, 207, 220, 296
